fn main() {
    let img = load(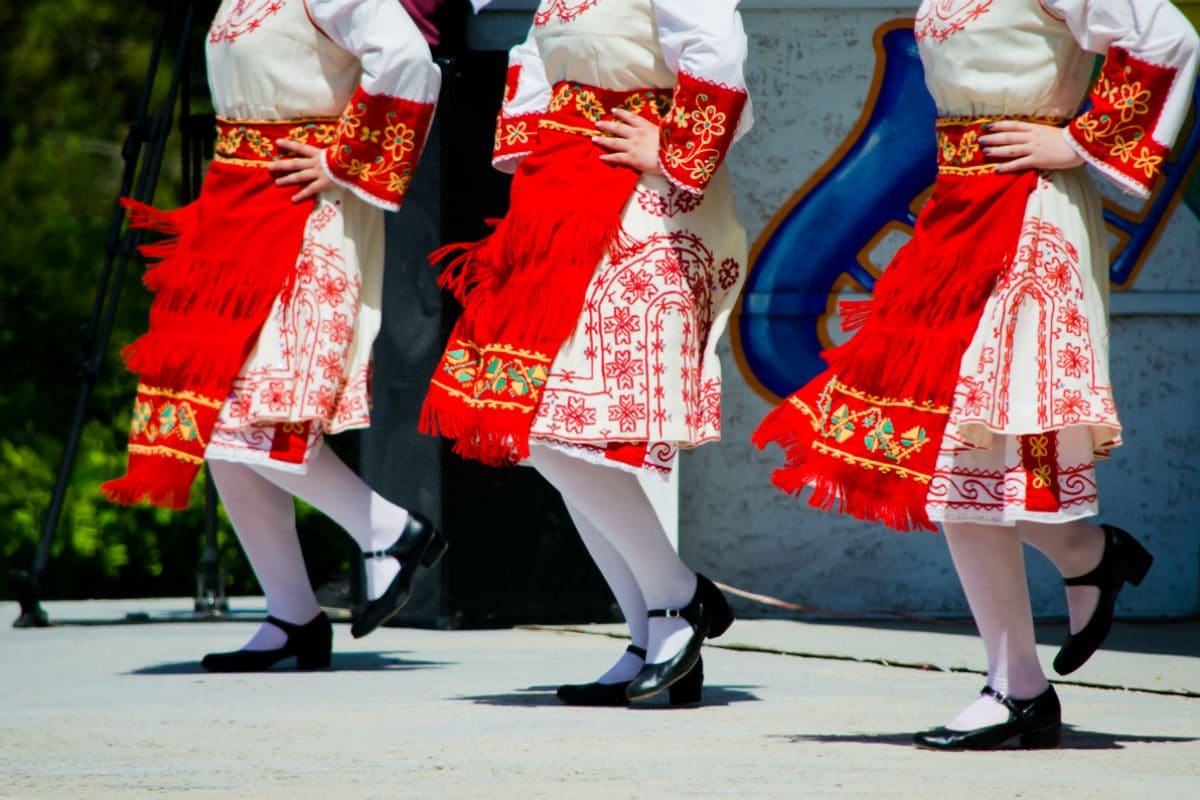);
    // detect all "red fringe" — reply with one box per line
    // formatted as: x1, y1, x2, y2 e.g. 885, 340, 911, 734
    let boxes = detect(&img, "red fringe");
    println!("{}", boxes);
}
100, 457, 200, 511
752, 400, 936, 532
106, 164, 314, 509
838, 299, 872, 333
121, 198, 180, 234
754, 171, 1039, 532
423, 127, 643, 464
419, 385, 534, 467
